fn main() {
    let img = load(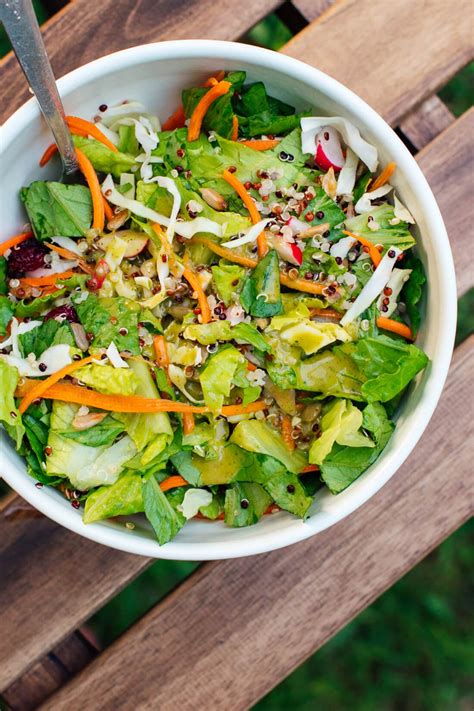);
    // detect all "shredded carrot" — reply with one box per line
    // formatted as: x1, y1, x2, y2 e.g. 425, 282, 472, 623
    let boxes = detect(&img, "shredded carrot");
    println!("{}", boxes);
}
19, 270, 76, 287
192, 237, 325, 294
369, 162, 396, 192
183, 268, 211, 324
182, 412, 195, 435
377, 317, 413, 341
162, 105, 186, 131
0, 231, 33, 256
153, 335, 170, 369
310, 308, 342, 320
19, 356, 94, 414
45, 242, 94, 275
239, 139, 281, 151
203, 77, 218, 88
279, 273, 325, 295
343, 229, 382, 267
15, 379, 268, 416
300, 464, 320, 474
75, 147, 105, 232
246, 360, 257, 372
103, 196, 114, 222
281, 416, 295, 452
211, 70, 226, 82
231, 115, 239, 141
39, 143, 60, 167
160, 475, 189, 492
66, 116, 118, 153
187, 80, 232, 142
222, 169, 268, 258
